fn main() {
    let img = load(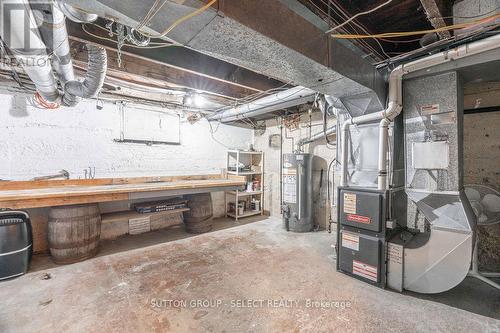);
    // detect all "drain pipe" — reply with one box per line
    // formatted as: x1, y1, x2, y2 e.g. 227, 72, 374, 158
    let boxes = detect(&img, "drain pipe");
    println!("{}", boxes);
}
340, 34, 500, 190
